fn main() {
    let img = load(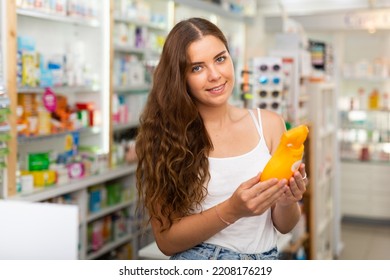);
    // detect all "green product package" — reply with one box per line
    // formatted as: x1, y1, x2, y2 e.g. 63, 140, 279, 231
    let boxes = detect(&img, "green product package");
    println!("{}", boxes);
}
28, 152, 50, 171
106, 183, 122, 206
